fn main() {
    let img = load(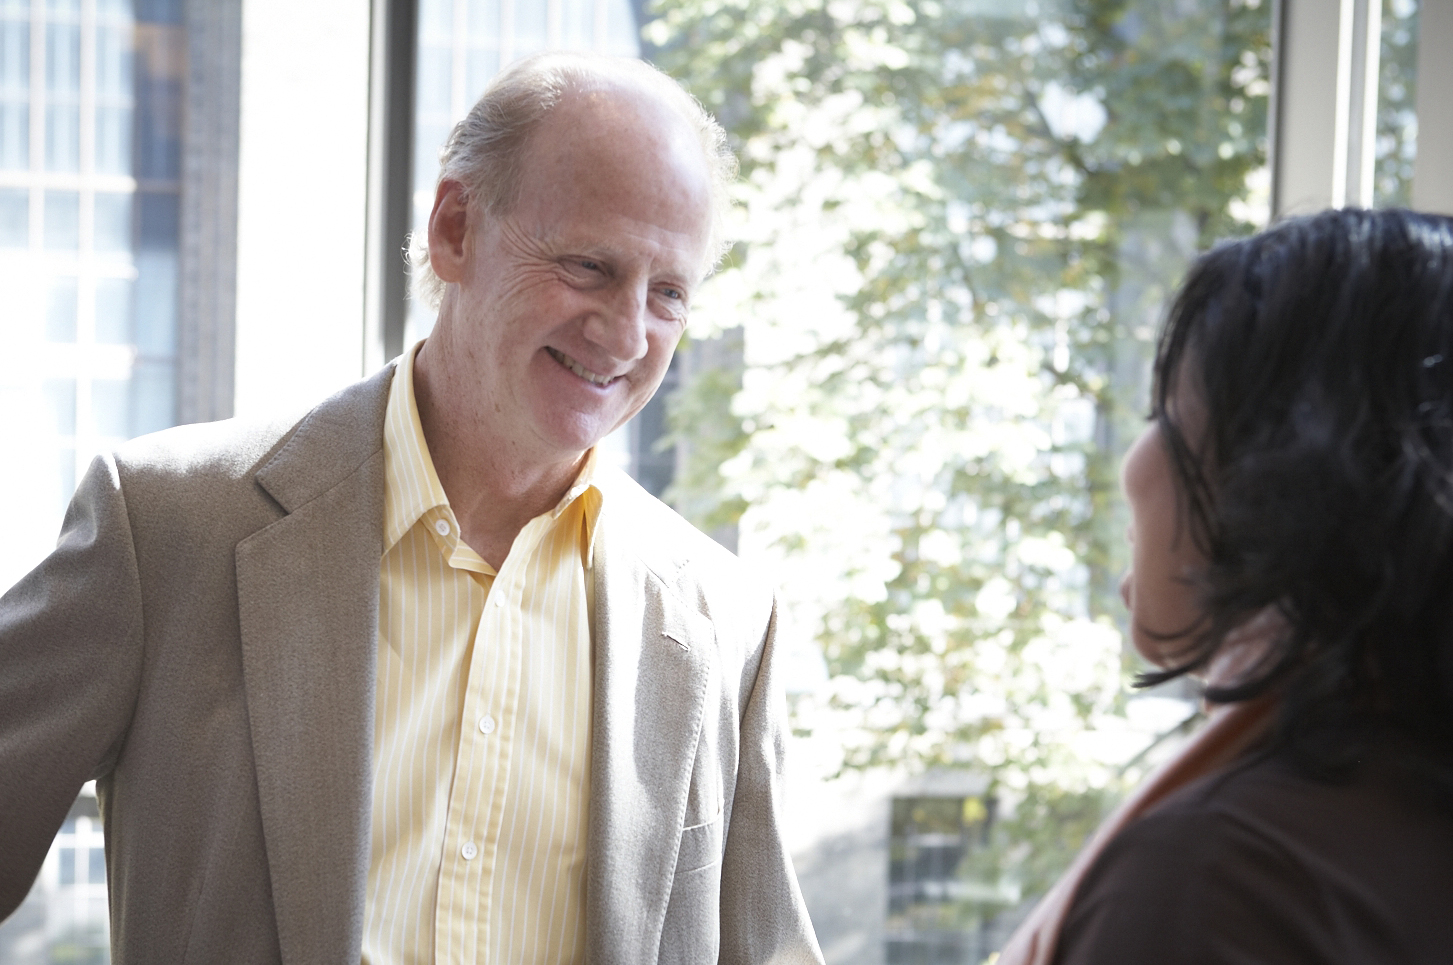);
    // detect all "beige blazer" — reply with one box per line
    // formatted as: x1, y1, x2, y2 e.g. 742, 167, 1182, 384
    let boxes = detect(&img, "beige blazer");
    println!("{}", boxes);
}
0, 365, 823, 965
